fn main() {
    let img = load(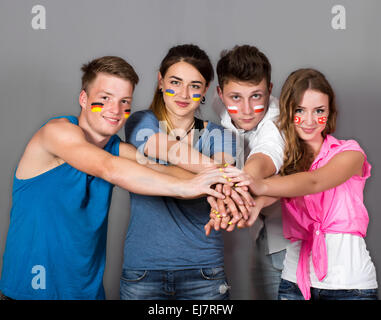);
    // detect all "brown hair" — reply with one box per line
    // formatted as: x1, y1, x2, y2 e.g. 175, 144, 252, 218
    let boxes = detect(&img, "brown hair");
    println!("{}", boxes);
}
216, 45, 272, 90
149, 44, 214, 132
278, 68, 337, 175
81, 56, 139, 93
